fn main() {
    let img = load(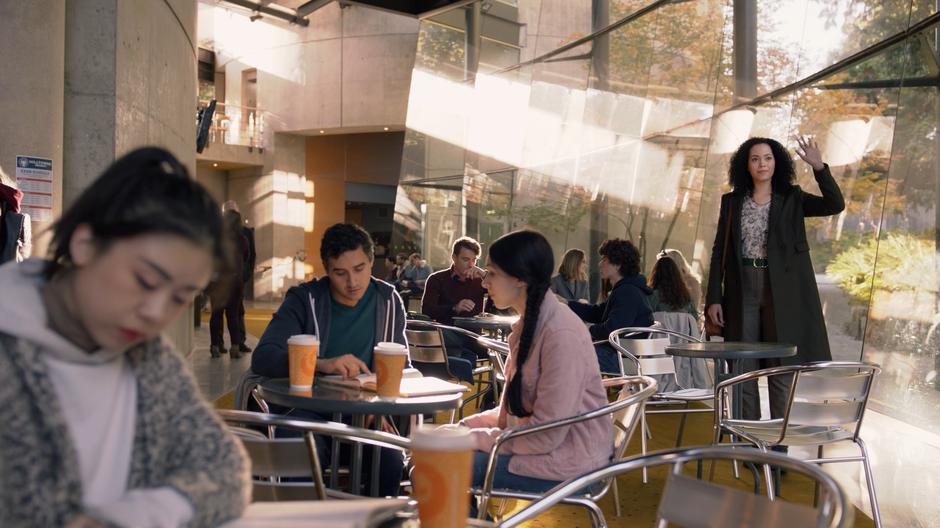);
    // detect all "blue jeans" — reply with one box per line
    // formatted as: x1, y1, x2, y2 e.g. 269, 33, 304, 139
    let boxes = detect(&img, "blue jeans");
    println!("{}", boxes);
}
594, 343, 621, 375
470, 451, 562, 517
